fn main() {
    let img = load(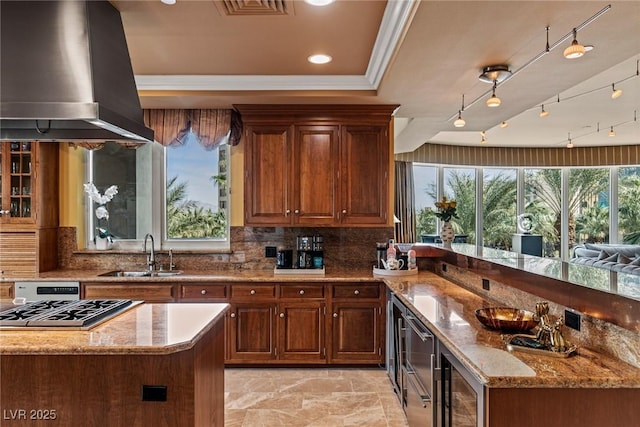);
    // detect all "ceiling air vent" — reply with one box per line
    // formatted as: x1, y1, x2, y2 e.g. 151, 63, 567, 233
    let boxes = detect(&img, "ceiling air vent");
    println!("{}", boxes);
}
220, 0, 290, 16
